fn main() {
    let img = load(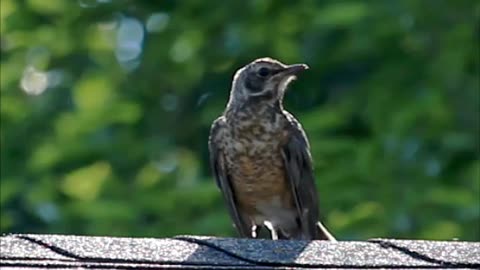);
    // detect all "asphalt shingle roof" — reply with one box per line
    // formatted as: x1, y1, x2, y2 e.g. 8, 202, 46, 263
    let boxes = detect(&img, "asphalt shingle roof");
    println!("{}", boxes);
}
1, 234, 479, 269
